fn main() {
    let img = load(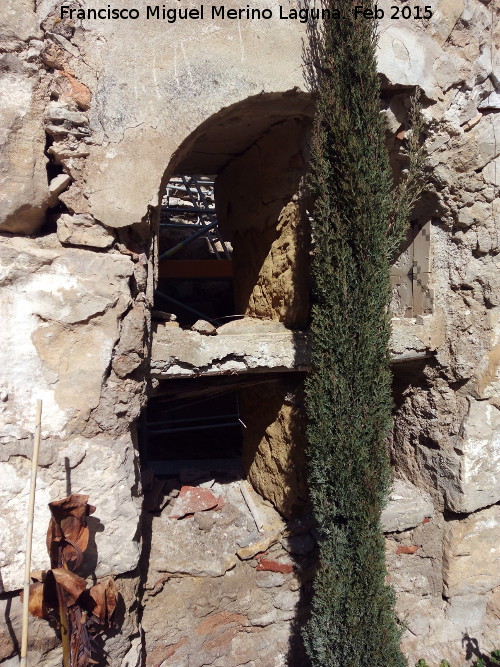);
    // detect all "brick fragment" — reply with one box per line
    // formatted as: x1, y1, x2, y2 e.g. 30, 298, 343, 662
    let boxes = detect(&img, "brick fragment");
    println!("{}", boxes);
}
256, 558, 293, 574
396, 545, 420, 555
